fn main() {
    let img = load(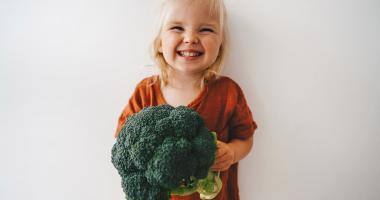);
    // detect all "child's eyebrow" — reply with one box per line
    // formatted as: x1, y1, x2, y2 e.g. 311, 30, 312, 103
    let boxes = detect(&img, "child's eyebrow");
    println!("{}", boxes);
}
200, 23, 218, 28
164, 21, 182, 26
165, 21, 219, 29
